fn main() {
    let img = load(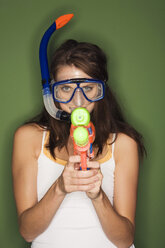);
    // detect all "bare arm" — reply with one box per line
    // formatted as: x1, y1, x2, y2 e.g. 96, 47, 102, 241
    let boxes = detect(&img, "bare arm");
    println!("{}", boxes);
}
88, 133, 139, 248
12, 125, 66, 242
